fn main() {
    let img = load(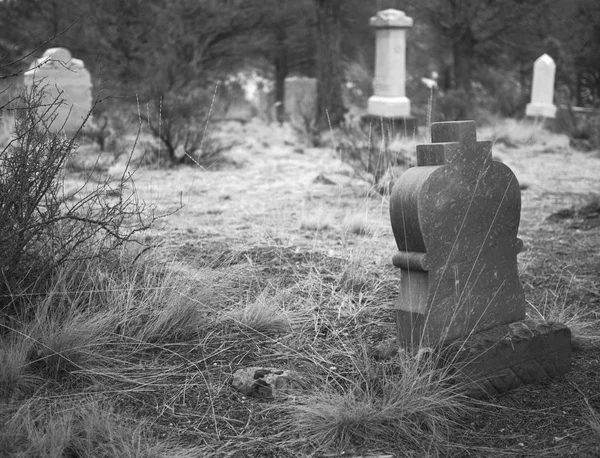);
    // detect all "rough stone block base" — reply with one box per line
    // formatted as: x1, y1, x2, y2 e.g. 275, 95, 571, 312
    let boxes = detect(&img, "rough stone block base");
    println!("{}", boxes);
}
361, 114, 418, 138
445, 319, 571, 398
